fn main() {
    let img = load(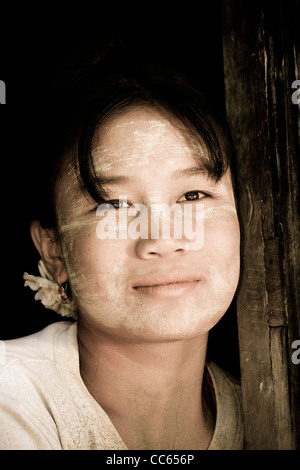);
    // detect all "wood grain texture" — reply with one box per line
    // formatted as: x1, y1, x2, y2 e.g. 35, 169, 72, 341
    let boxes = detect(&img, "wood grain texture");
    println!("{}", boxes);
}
222, 0, 299, 449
